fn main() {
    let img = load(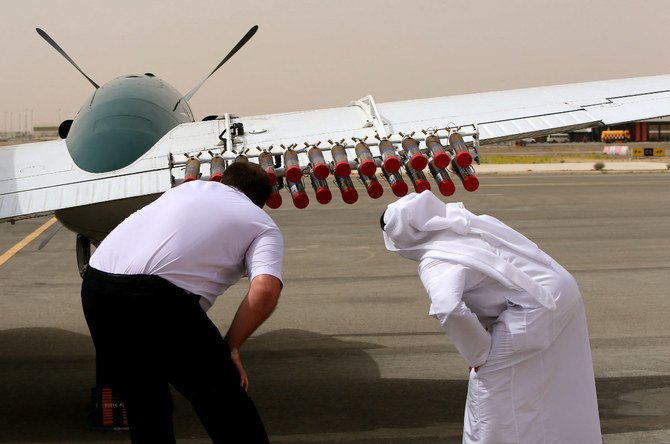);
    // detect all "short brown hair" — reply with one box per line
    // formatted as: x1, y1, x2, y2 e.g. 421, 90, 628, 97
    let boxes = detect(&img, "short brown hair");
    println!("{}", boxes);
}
222, 161, 272, 207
